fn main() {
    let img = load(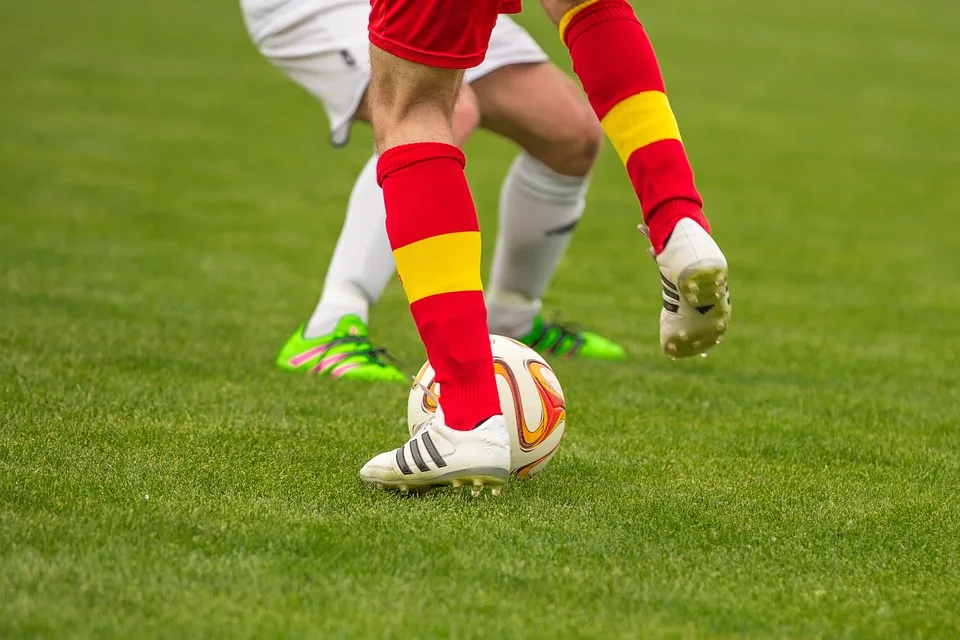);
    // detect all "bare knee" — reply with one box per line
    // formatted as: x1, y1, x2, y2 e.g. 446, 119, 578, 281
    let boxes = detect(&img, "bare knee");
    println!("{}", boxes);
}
532, 107, 603, 178
367, 46, 463, 151
472, 63, 602, 178
452, 84, 481, 147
